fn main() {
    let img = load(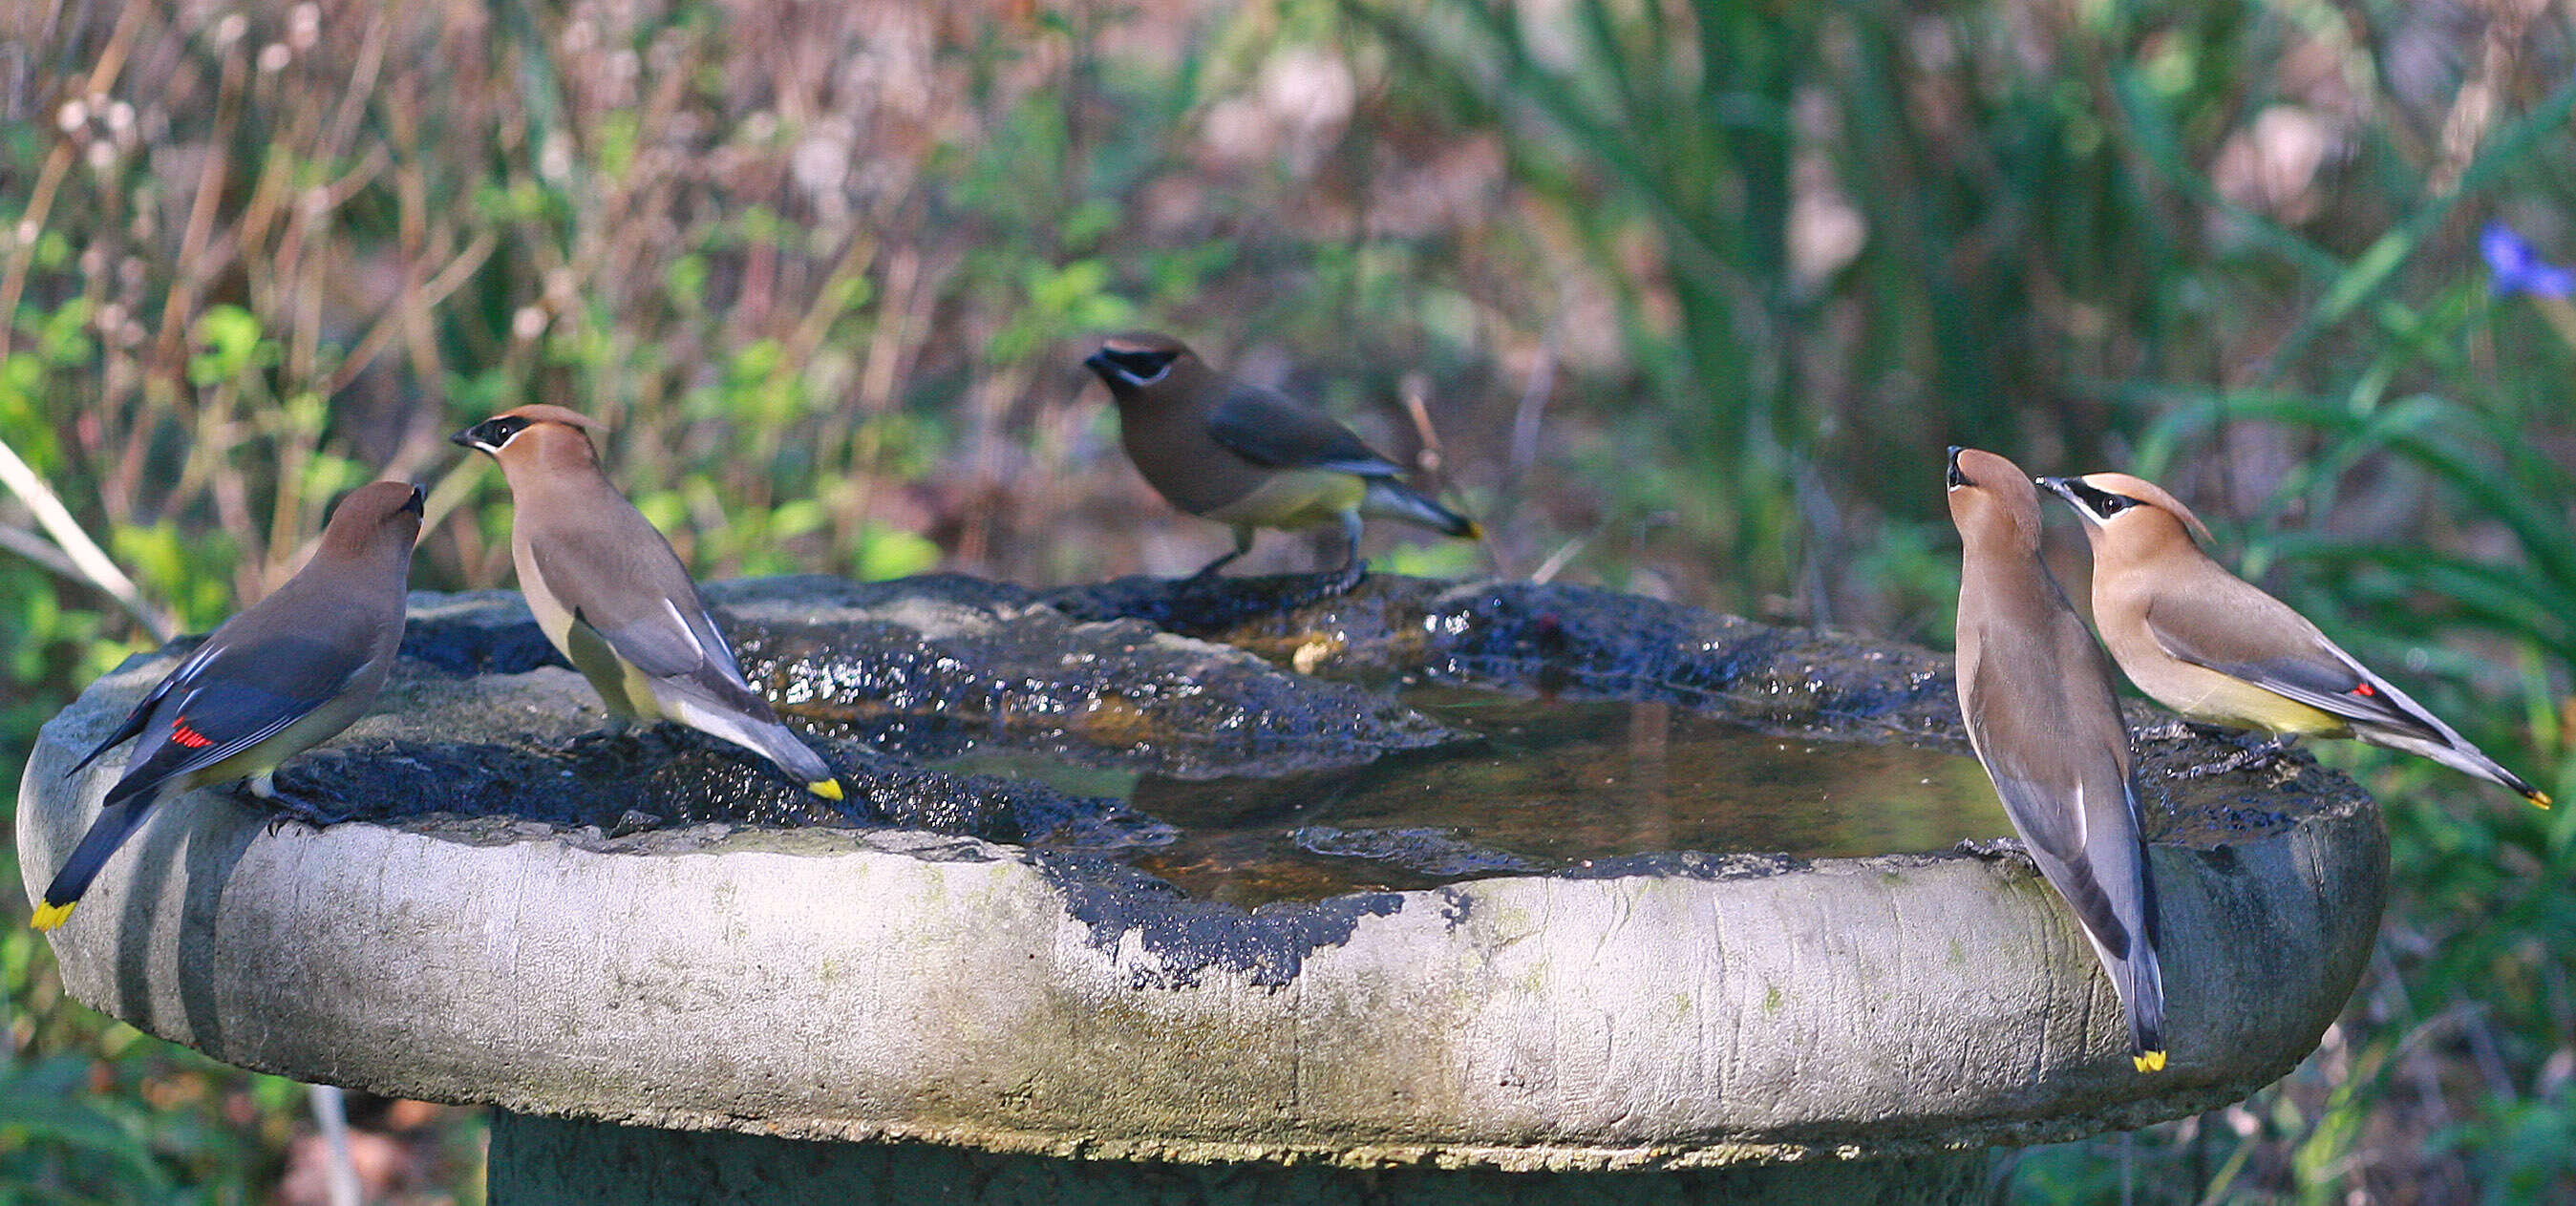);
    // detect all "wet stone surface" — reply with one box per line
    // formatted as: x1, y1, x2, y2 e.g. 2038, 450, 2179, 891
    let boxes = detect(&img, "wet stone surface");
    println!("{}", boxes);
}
226, 573, 2359, 899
